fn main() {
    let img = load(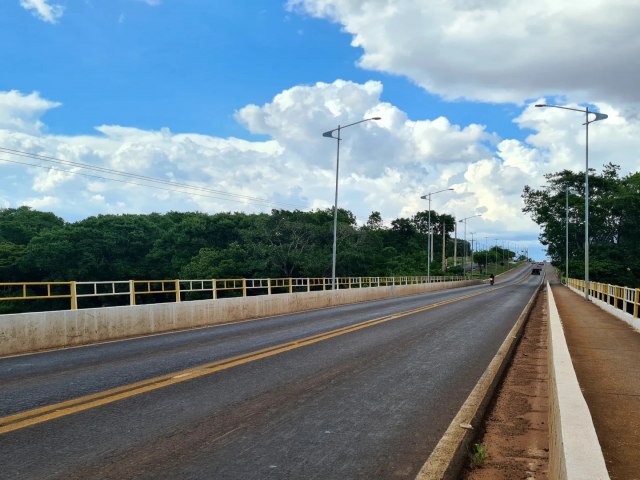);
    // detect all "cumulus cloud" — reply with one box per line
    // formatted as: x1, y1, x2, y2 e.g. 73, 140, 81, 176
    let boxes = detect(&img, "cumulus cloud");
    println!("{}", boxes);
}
3, 82, 640, 259
0, 90, 61, 134
289, 0, 640, 105
19, 0, 64, 24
